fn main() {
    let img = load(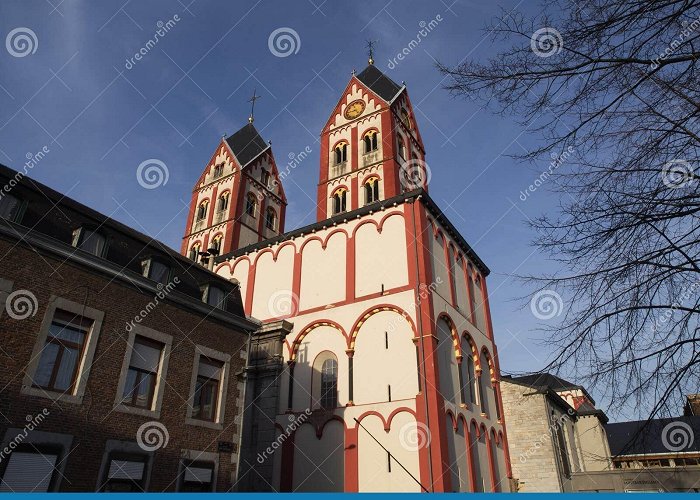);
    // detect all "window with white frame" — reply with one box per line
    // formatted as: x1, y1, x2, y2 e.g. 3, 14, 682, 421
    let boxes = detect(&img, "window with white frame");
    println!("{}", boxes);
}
192, 358, 224, 422
121, 337, 164, 409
